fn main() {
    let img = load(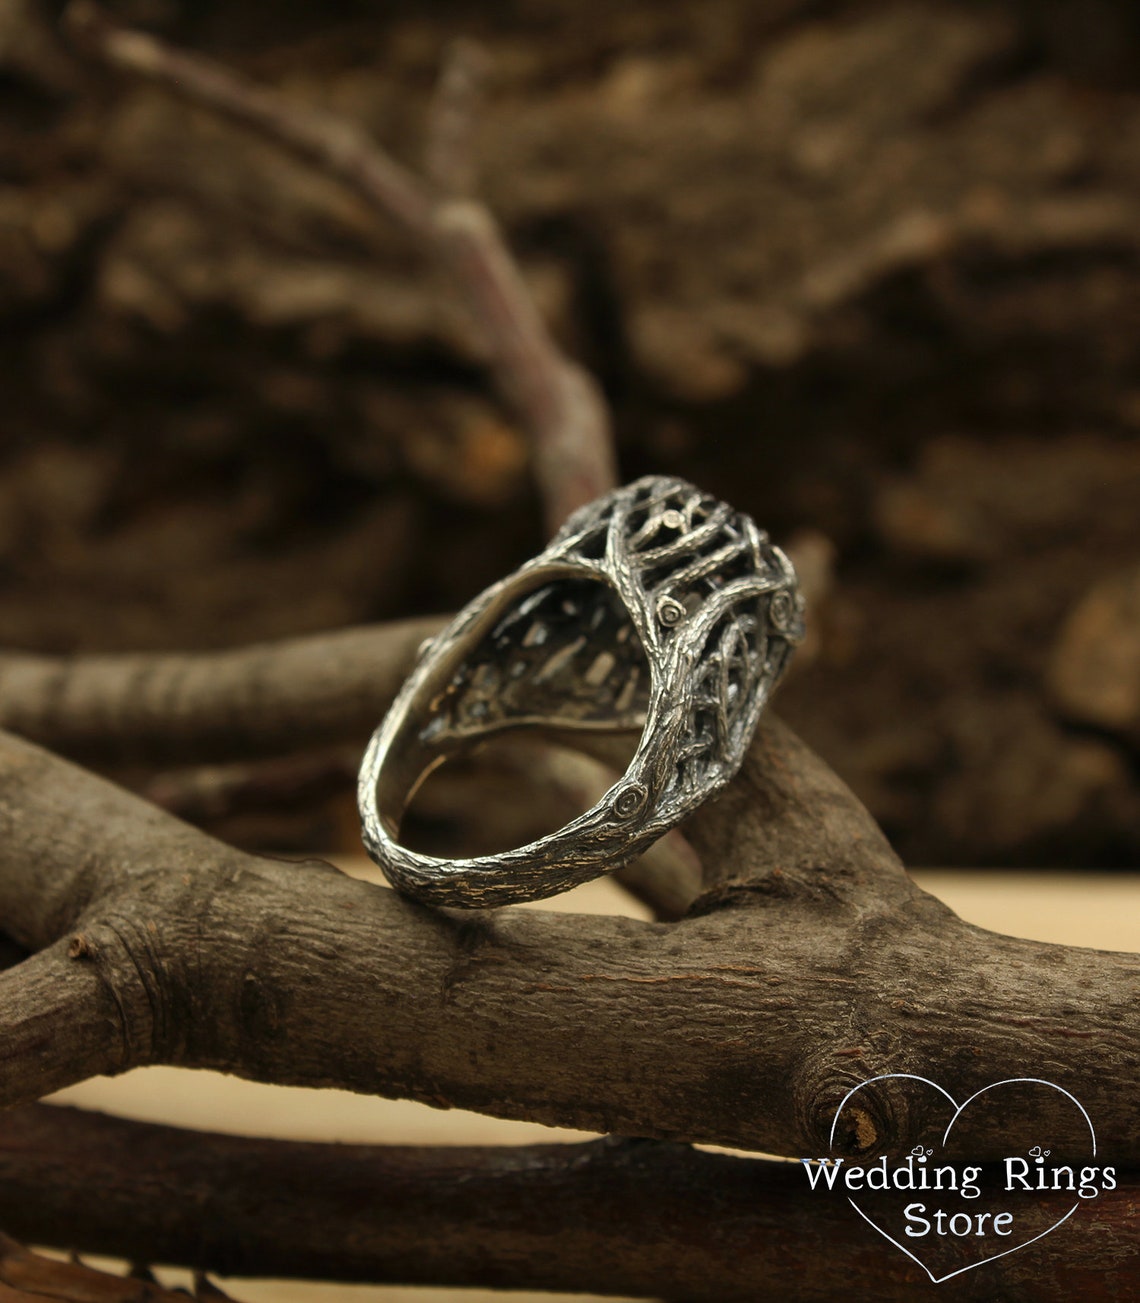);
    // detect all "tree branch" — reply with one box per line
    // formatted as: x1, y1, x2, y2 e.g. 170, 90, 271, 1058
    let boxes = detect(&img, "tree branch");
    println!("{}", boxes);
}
2, 1106, 1136, 1301
139, 745, 361, 825
425, 38, 490, 199
0, 620, 440, 766
684, 714, 909, 898
0, 947, 123, 1105
64, 2, 617, 536
0, 726, 1136, 1161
